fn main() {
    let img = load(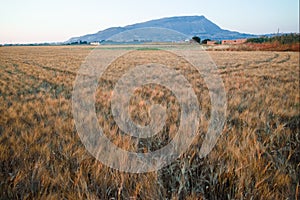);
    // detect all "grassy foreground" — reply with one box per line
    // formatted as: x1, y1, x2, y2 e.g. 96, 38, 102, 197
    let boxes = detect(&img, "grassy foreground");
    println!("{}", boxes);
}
0, 45, 299, 199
